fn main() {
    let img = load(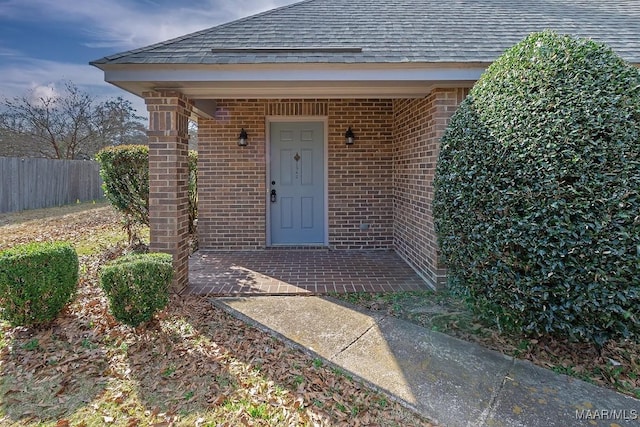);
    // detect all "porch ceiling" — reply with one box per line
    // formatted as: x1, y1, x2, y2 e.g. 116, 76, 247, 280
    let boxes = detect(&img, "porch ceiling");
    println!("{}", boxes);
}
100, 63, 484, 100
